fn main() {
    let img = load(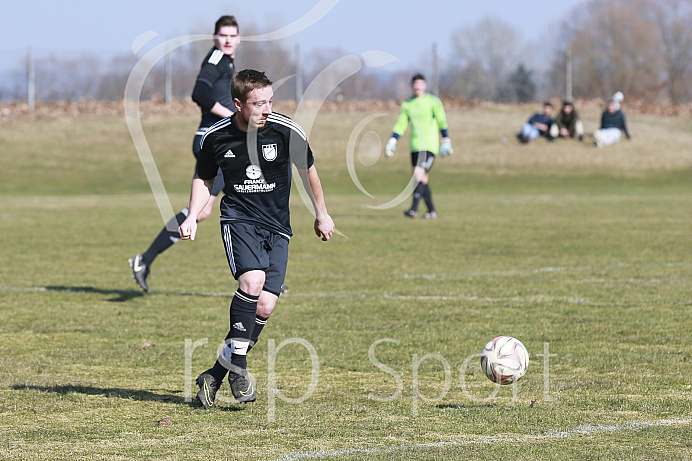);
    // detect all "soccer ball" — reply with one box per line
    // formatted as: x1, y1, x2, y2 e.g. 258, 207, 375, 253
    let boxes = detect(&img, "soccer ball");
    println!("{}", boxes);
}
480, 336, 529, 385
